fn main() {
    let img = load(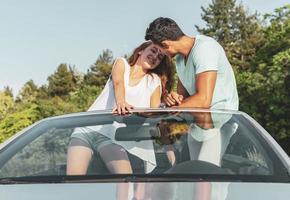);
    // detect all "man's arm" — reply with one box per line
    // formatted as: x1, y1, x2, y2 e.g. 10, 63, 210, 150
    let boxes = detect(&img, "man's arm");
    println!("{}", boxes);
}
178, 71, 217, 108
